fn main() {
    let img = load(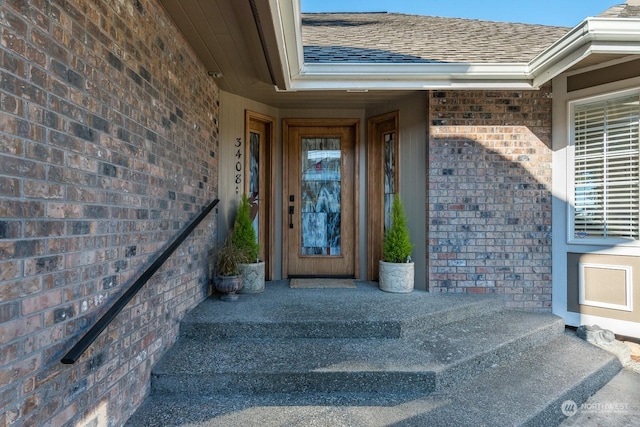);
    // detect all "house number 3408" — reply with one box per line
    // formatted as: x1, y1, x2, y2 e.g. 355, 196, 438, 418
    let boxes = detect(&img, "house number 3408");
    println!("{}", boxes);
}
235, 137, 242, 194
